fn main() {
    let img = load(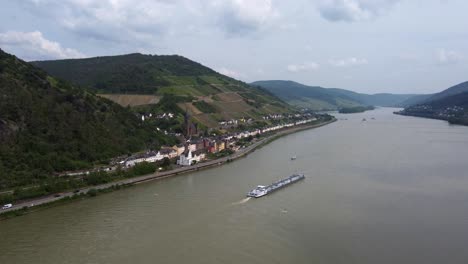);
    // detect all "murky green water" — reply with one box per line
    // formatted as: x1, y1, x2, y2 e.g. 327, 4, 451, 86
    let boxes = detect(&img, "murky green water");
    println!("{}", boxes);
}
2, 108, 468, 264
